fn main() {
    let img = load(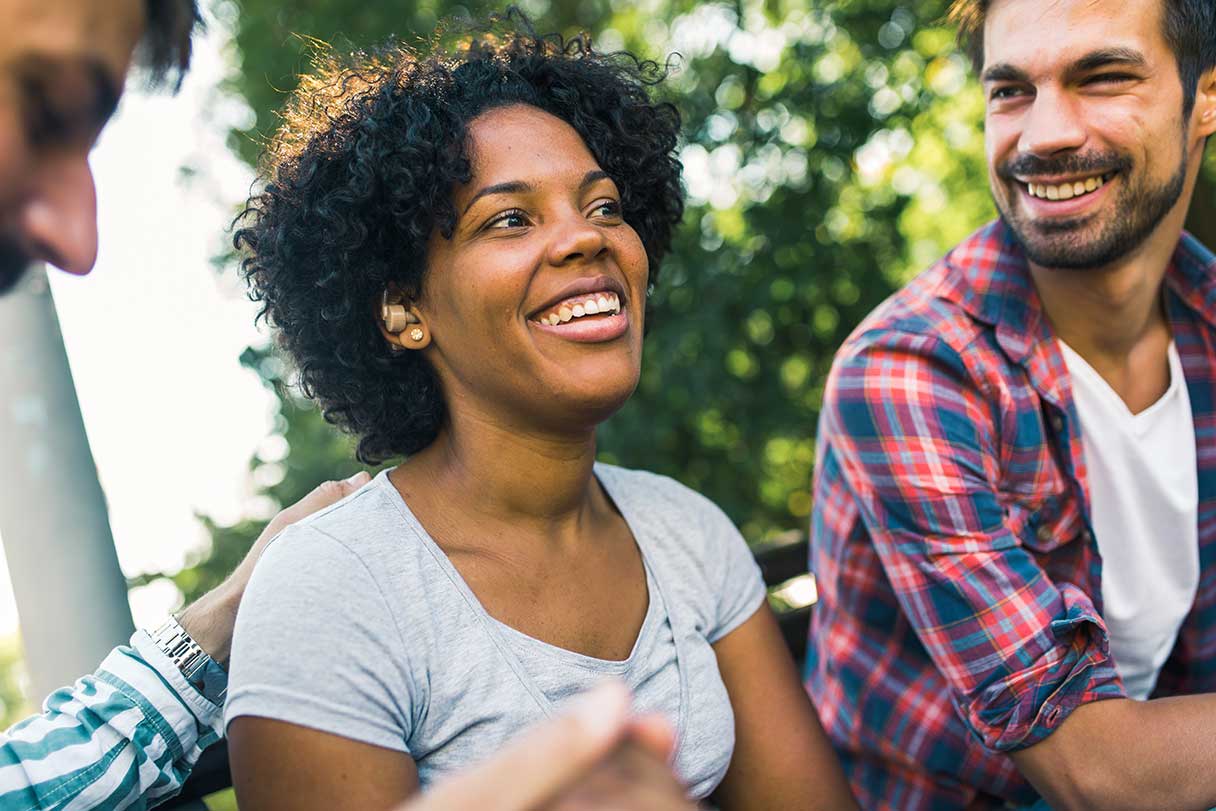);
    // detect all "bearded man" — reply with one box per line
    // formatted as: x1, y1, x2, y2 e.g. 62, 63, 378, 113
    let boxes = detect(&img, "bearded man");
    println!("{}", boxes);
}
808, 1, 1216, 809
